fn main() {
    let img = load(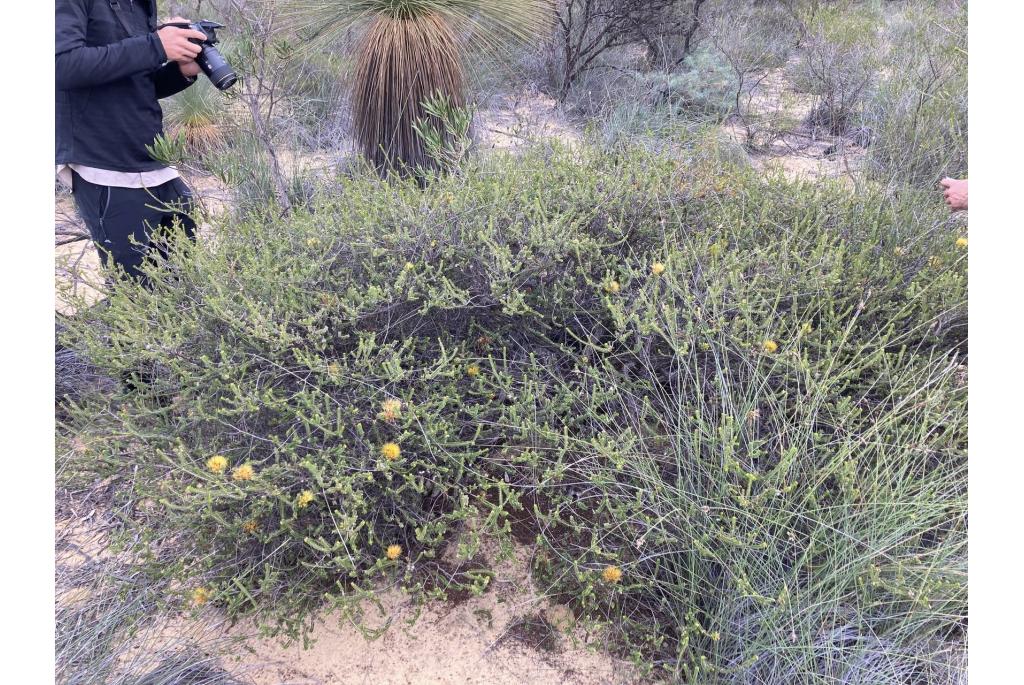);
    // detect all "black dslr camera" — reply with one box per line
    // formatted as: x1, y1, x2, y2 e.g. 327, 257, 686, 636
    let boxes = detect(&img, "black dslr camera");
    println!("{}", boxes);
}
162, 20, 237, 91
